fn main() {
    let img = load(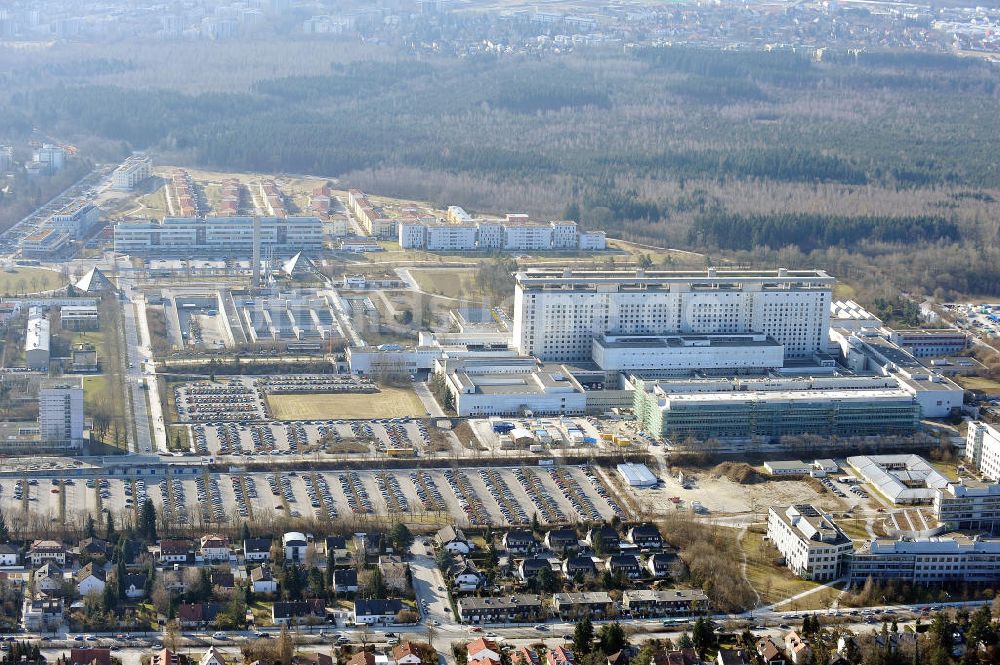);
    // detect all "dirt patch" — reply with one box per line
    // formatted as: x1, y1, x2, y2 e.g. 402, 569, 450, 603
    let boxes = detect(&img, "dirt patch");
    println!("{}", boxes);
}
712, 462, 766, 484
